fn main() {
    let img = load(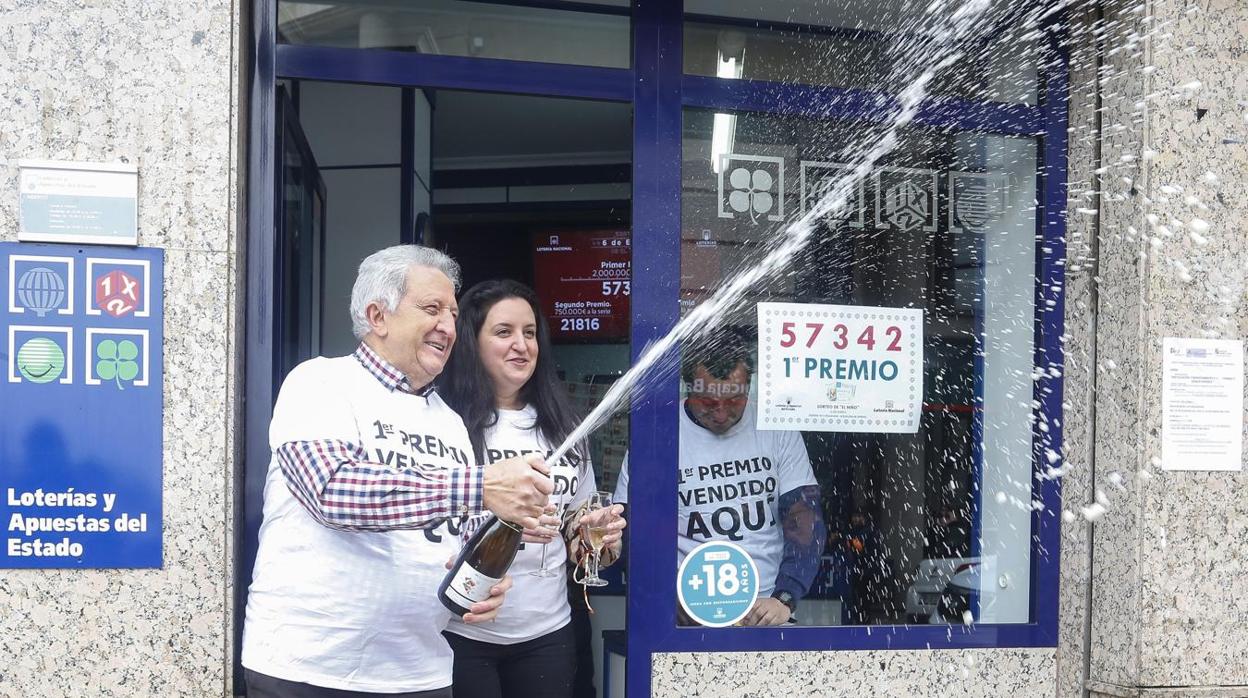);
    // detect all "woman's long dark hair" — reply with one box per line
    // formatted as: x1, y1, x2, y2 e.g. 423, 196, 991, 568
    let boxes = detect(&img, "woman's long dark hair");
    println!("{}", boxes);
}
439, 279, 585, 470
